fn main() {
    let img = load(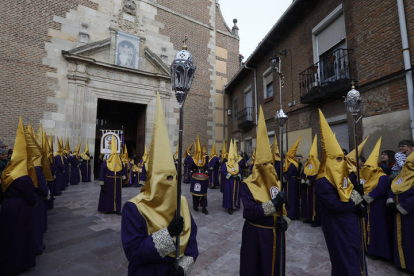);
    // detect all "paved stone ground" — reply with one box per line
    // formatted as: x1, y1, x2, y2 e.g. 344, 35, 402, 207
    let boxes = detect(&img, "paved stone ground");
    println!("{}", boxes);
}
21, 180, 411, 276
